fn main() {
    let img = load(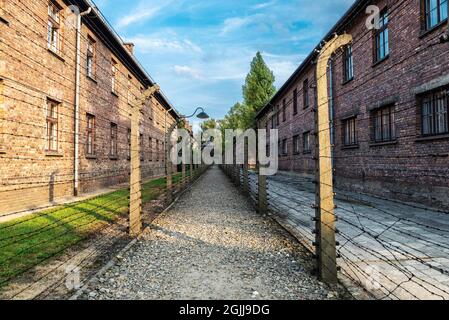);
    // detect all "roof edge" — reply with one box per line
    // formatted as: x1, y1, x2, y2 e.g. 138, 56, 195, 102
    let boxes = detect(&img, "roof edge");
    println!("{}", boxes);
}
256, 0, 369, 119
